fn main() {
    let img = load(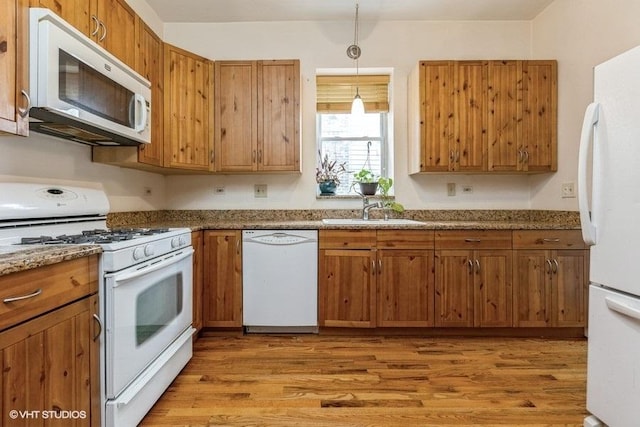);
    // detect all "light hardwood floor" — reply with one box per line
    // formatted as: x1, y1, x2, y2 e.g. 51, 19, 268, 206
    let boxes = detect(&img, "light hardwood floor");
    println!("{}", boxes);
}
140, 334, 587, 426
